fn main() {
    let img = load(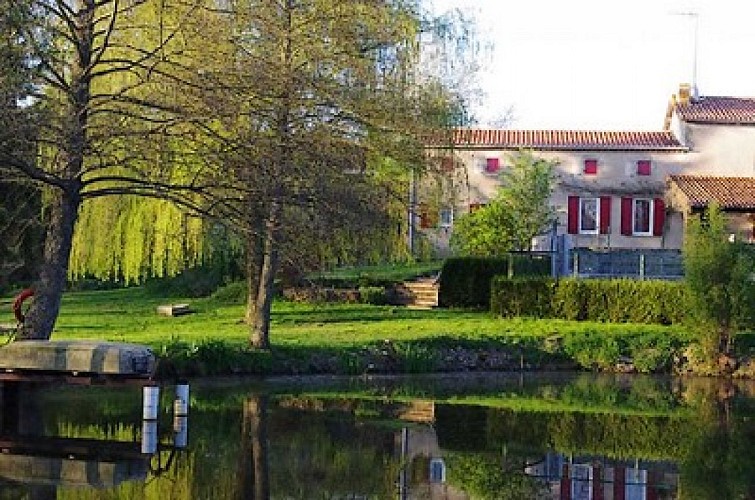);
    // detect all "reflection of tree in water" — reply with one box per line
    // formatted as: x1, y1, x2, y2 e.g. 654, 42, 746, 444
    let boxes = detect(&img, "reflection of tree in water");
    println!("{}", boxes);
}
265, 406, 400, 498
238, 395, 270, 500
445, 451, 547, 499
676, 378, 755, 499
